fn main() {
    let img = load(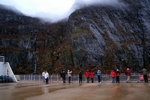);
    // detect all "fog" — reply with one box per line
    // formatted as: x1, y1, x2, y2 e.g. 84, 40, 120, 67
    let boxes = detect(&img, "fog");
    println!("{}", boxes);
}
0, 0, 120, 23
